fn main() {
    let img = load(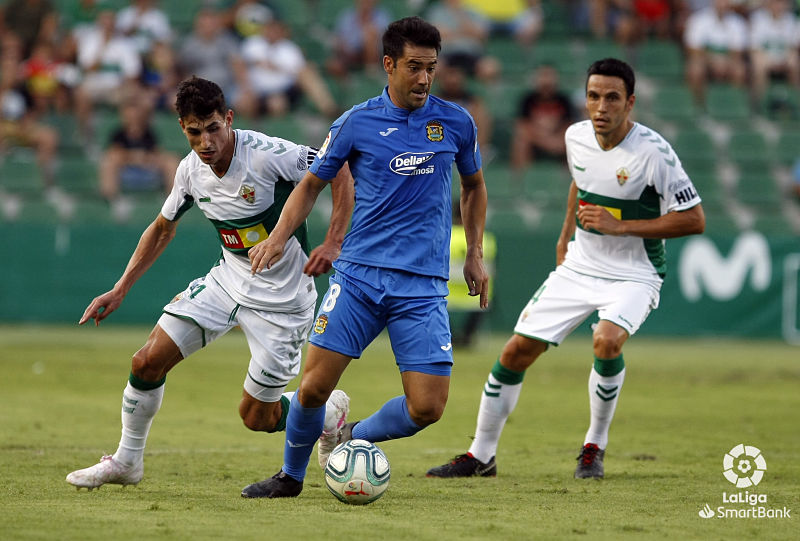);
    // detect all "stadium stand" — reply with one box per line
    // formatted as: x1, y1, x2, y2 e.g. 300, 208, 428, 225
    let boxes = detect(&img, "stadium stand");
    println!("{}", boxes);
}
1, 1, 798, 236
